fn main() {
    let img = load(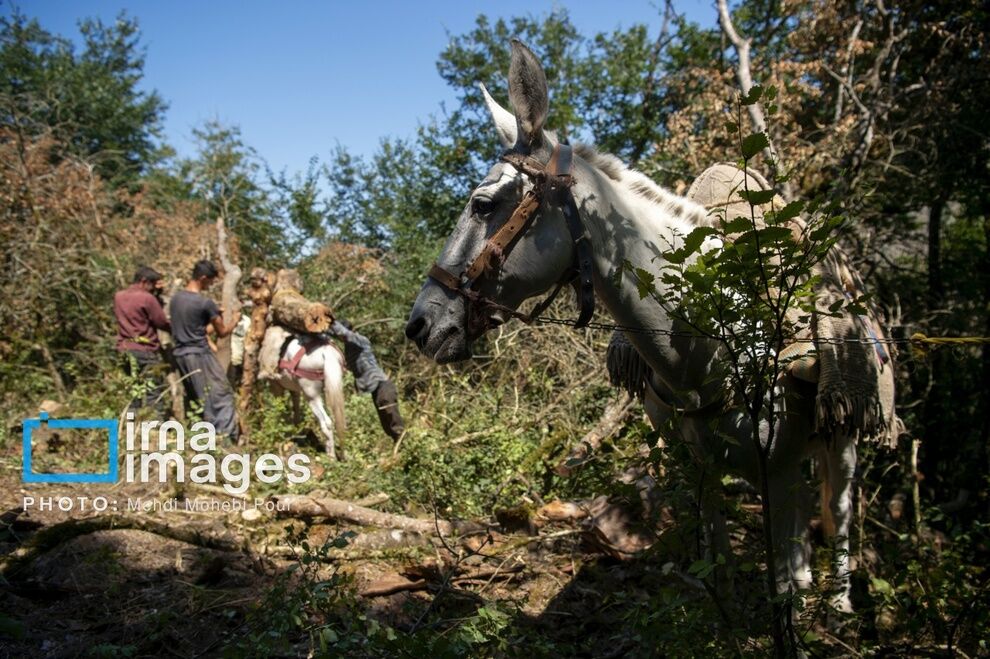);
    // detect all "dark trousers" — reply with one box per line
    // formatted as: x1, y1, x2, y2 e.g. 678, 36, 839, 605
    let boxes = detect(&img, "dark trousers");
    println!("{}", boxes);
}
372, 380, 405, 440
122, 349, 167, 416
174, 351, 239, 440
